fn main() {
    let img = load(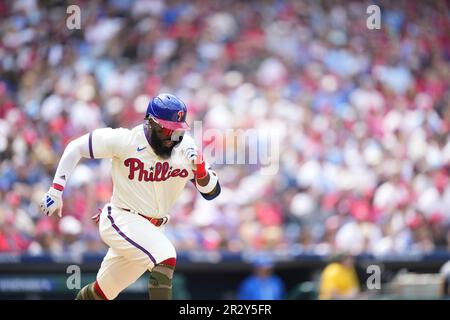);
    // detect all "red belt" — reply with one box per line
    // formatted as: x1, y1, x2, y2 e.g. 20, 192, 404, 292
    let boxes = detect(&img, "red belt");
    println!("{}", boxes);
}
120, 207, 168, 227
